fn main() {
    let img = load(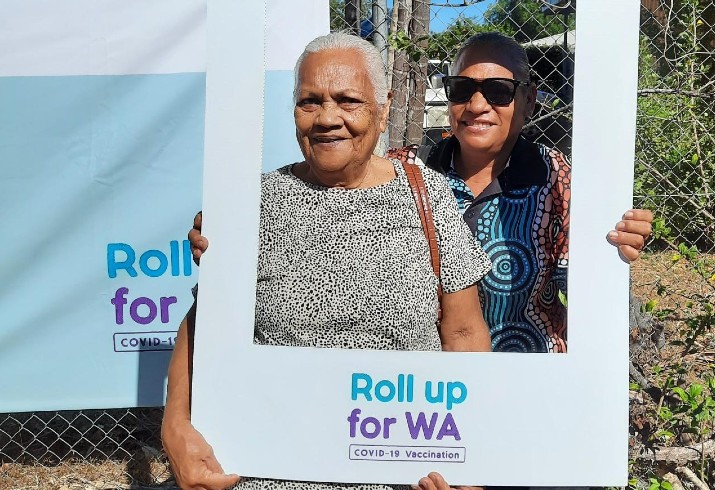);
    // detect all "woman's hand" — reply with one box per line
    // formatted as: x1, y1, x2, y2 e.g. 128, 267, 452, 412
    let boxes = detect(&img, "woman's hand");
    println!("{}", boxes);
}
414, 471, 482, 490
162, 416, 240, 490
607, 208, 653, 262
189, 211, 209, 265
